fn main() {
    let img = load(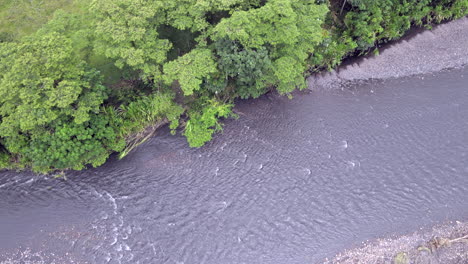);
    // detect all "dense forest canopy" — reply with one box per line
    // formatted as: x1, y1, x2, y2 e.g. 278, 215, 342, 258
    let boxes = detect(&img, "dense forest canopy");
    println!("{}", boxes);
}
0, 0, 466, 172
